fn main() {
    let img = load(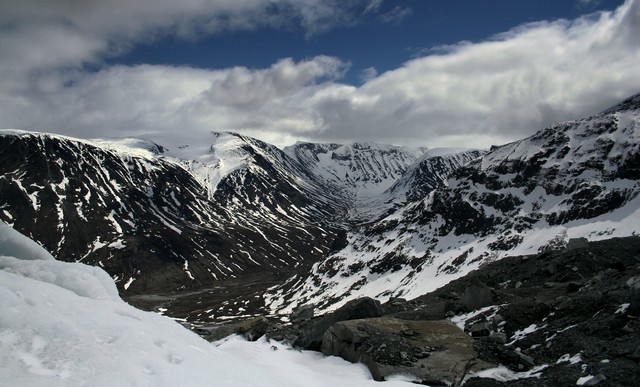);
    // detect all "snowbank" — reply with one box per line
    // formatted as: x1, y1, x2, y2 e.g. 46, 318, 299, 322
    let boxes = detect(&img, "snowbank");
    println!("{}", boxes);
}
0, 223, 411, 386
